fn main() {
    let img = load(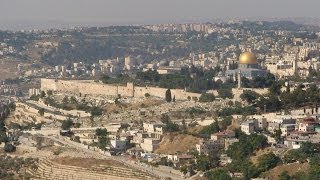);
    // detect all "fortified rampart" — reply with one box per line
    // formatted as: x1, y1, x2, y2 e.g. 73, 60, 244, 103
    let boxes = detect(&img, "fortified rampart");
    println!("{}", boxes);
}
41, 79, 201, 100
